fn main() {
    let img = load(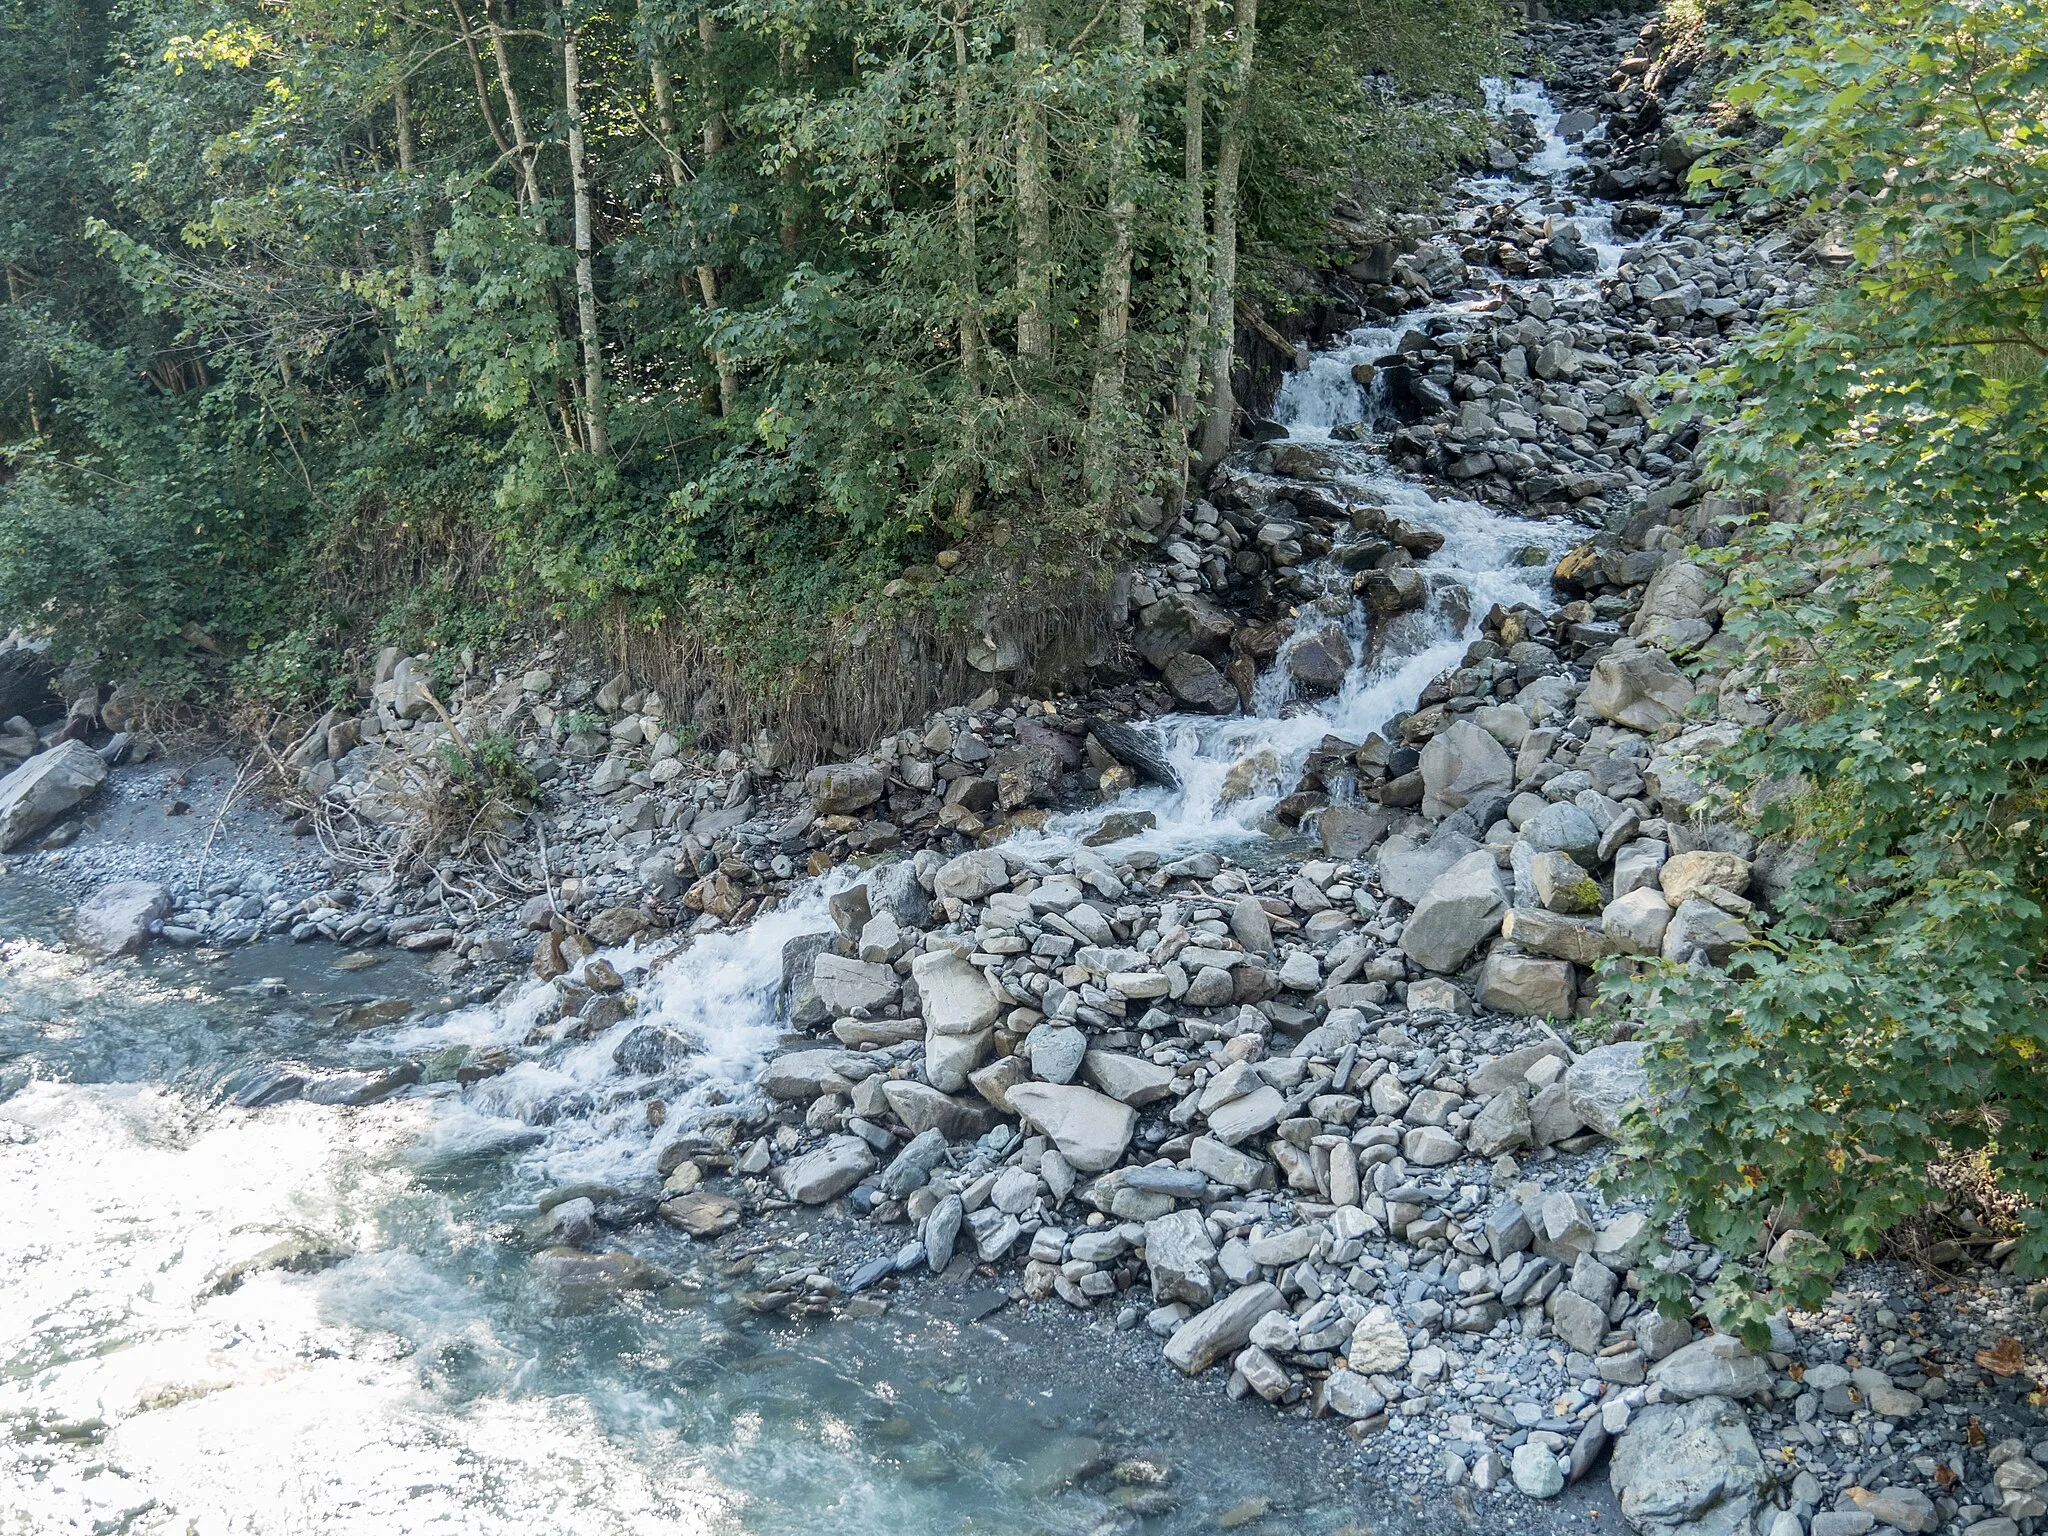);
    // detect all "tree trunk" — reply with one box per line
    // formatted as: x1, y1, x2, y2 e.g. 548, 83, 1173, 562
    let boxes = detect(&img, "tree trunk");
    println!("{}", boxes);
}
697, 15, 738, 415
1198, 0, 1256, 470
484, 0, 543, 212
948, 0, 983, 520
647, 57, 689, 185
394, 80, 432, 275
563, 20, 606, 455
778, 37, 801, 252
1085, 0, 1143, 494
448, 0, 515, 166
1014, 0, 1050, 362
1168, 0, 1207, 509
949, 1, 983, 398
